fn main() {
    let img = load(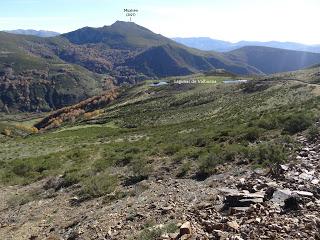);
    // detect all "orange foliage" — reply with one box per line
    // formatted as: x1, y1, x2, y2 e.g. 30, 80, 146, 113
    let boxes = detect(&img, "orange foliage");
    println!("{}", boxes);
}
35, 88, 119, 130
15, 124, 39, 134
83, 109, 104, 120
2, 128, 12, 136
